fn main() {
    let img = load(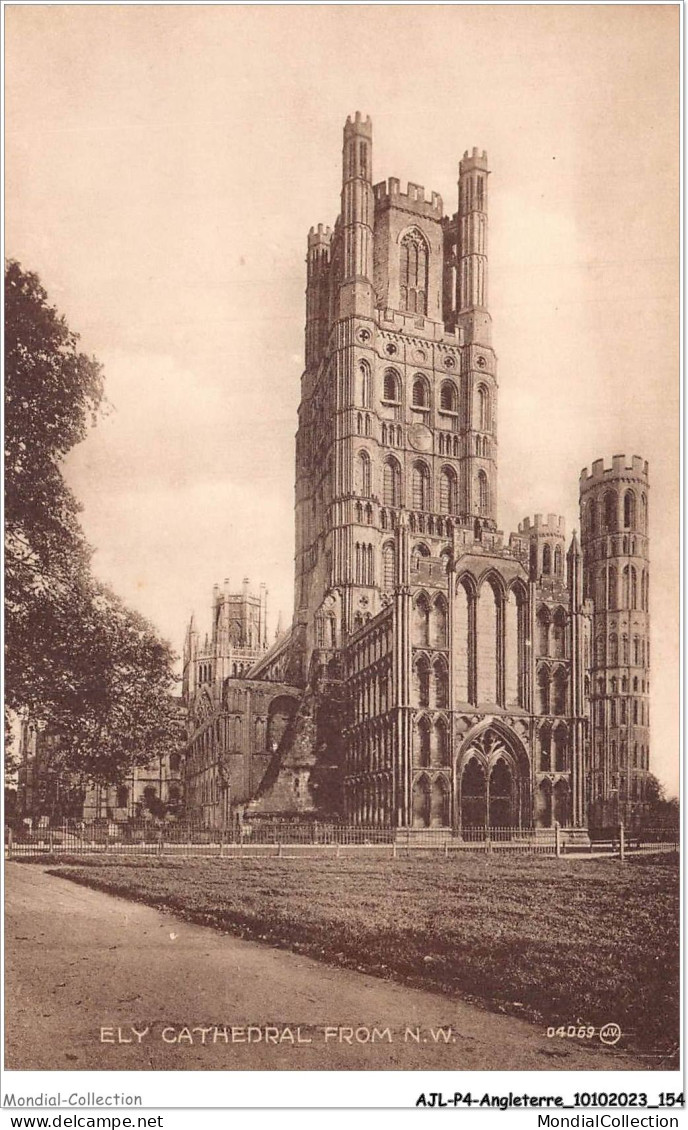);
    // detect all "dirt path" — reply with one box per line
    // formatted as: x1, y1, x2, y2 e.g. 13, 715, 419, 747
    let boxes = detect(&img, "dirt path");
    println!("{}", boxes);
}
5, 863, 642, 1071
